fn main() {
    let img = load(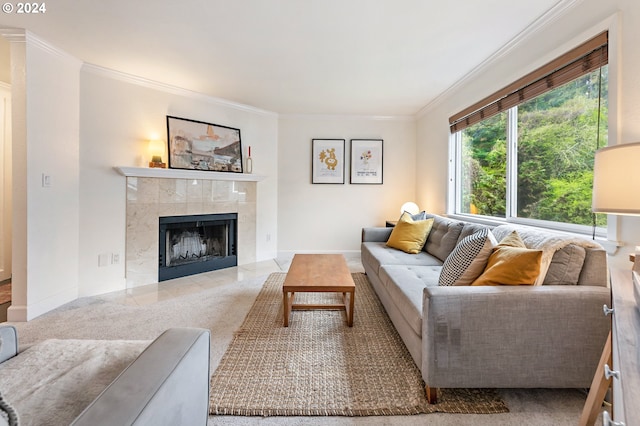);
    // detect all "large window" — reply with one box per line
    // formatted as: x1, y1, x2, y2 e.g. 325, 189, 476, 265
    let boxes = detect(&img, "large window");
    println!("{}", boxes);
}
450, 33, 608, 233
